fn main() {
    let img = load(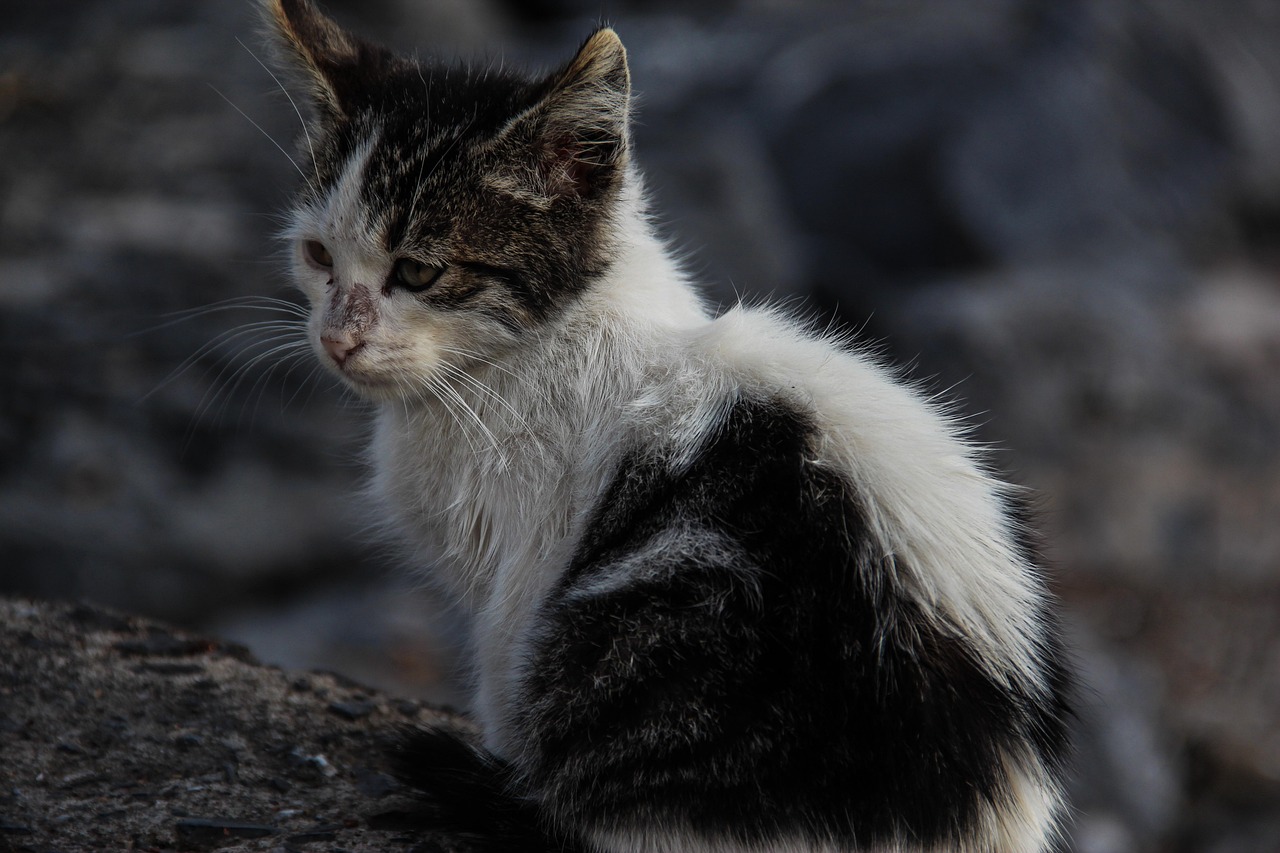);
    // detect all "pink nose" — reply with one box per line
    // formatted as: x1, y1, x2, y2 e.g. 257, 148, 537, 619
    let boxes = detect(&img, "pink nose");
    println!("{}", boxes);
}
321, 332, 362, 366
